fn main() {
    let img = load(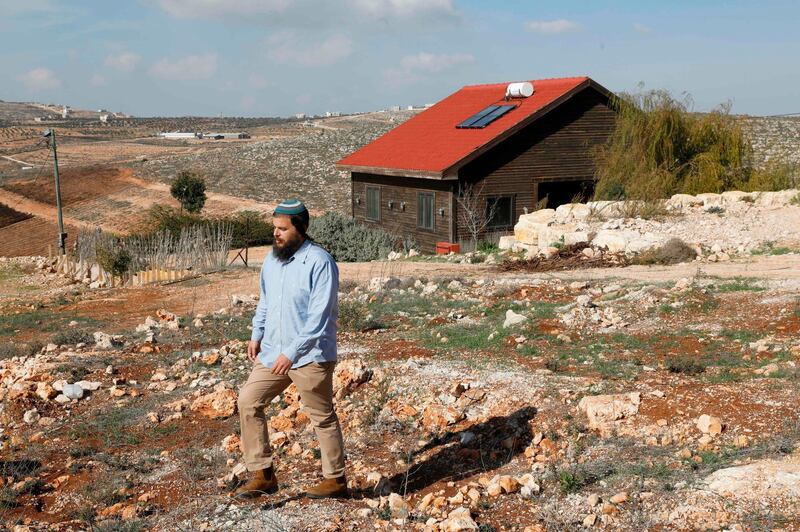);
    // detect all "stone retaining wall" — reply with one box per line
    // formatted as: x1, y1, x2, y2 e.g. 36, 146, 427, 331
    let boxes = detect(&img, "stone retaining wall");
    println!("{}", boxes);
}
503, 189, 799, 259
